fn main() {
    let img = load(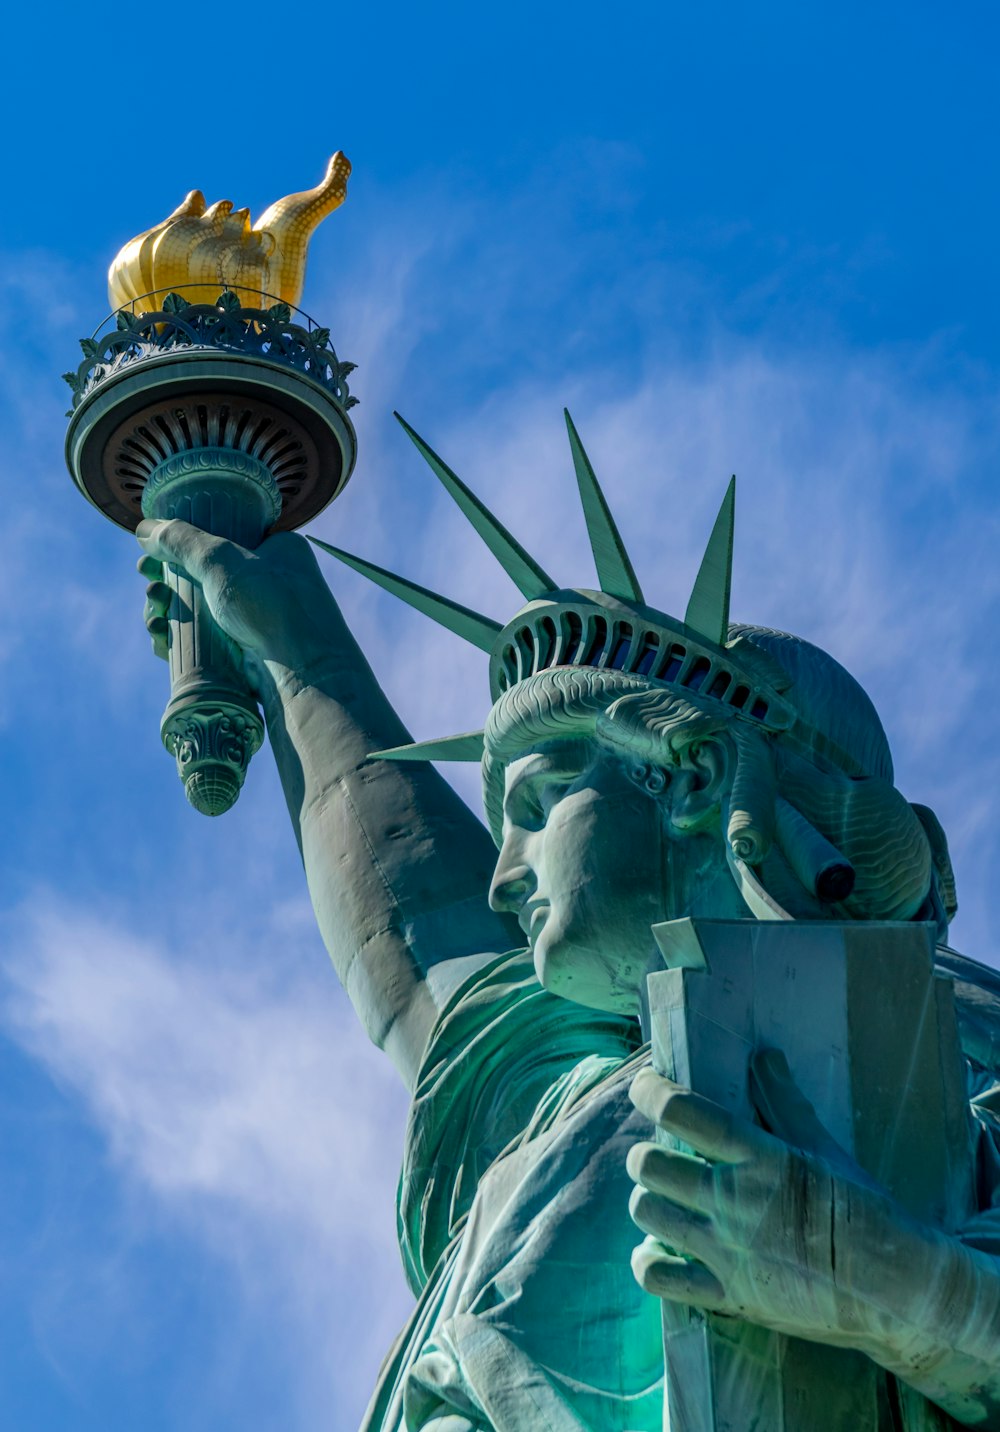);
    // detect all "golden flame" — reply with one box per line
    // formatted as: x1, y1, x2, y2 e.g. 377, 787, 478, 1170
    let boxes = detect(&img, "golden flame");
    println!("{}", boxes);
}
108, 153, 351, 313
